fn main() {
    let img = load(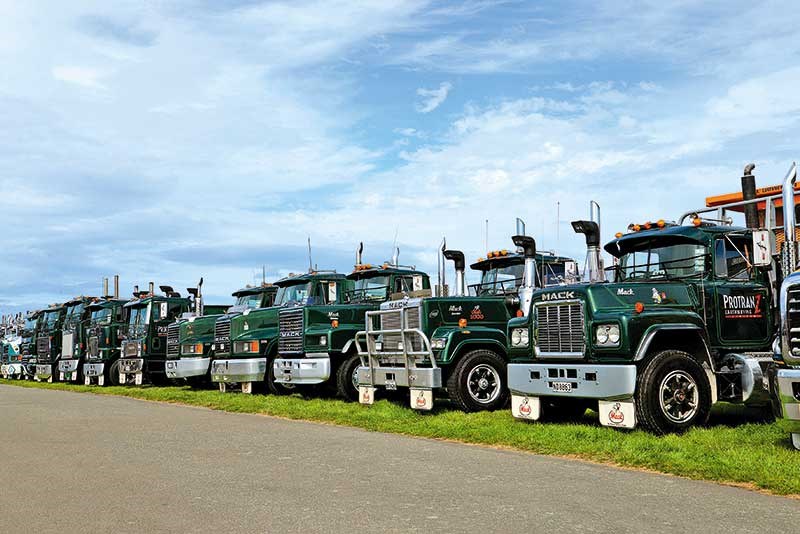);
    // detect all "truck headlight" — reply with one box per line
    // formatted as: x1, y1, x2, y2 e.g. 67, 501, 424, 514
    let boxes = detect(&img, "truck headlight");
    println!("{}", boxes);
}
511, 328, 529, 347
431, 338, 447, 350
319, 336, 327, 346
595, 324, 620, 346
